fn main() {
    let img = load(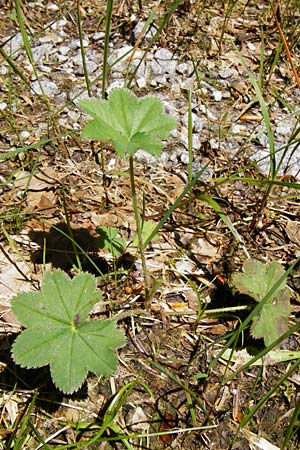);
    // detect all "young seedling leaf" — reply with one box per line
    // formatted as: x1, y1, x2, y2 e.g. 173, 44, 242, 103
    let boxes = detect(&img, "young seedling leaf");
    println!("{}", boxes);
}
79, 88, 176, 157
96, 226, 126, 257
232, 259, 290, 346
11, 269, 125, 394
